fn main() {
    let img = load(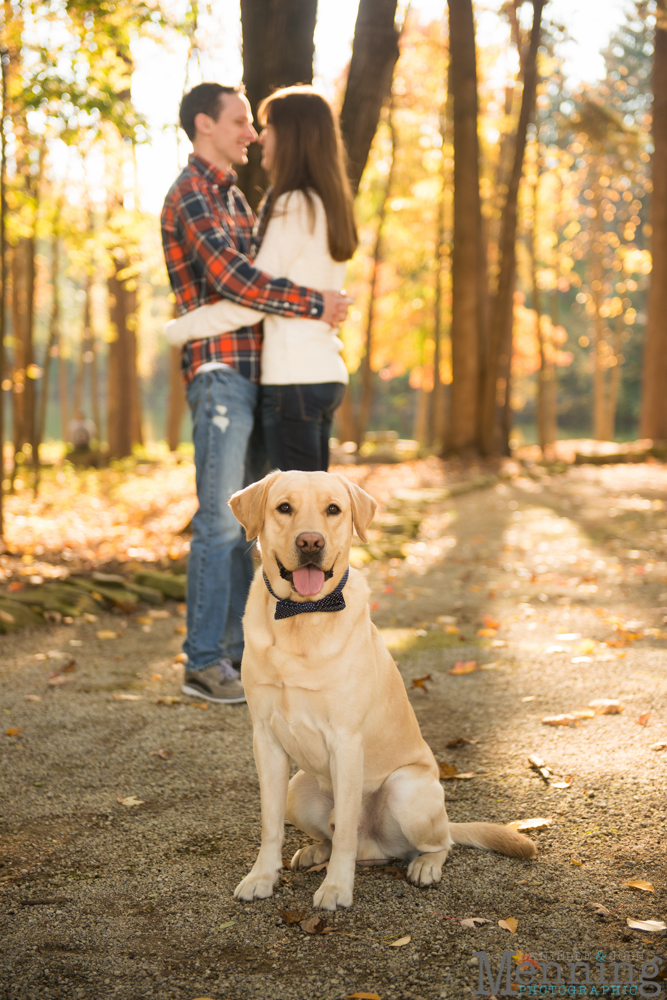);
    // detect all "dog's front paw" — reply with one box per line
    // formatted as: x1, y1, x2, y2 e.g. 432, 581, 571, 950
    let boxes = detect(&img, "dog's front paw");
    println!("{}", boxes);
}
313, 879, 353, 910
234, 870, 277, 902
291, 840, 332, 871
407, 853, 444, 887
